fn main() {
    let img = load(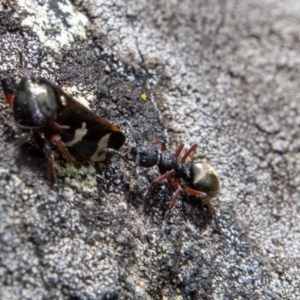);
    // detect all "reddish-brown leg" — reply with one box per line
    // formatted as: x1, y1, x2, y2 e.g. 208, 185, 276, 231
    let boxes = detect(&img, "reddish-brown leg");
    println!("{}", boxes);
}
168, 178, 181, 209
1, 78, 15, 107
163, 187, 181, 221
184, 186, 227, 237
49, 135, 76, 163
174, 143, 184, 159
180, 144, 198, 164
169, 187, 181, 209
145, 169, 175, 198
151, 140, 167, 151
